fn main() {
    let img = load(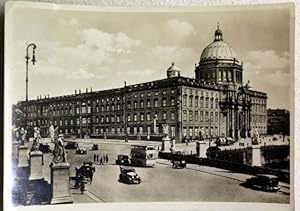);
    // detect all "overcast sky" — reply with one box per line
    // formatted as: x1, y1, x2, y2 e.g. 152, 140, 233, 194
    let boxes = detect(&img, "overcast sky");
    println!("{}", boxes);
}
5, 4, 292, 109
